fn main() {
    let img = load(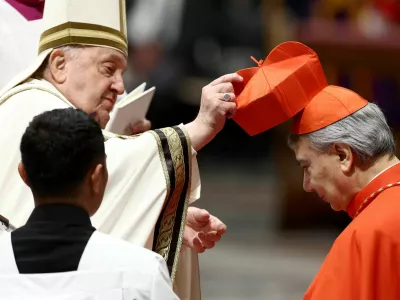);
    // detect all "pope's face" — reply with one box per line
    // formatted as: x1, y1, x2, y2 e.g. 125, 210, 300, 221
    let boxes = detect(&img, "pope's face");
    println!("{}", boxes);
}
62, 47, 127, 128
292, 137, 352, 211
